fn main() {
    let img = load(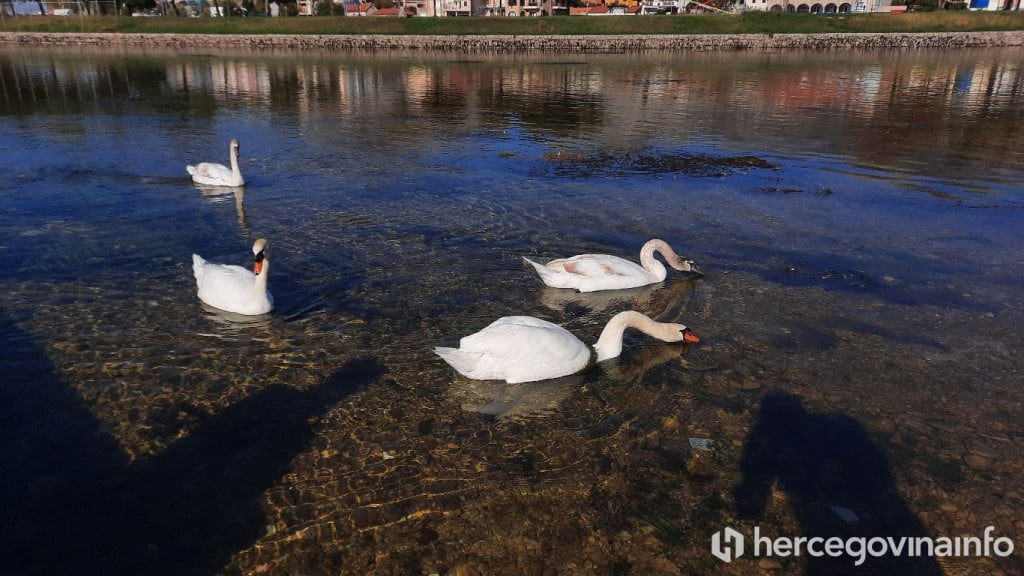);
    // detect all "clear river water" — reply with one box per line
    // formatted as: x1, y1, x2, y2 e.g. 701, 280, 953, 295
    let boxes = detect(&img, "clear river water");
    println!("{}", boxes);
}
1, 45, 1023, 575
